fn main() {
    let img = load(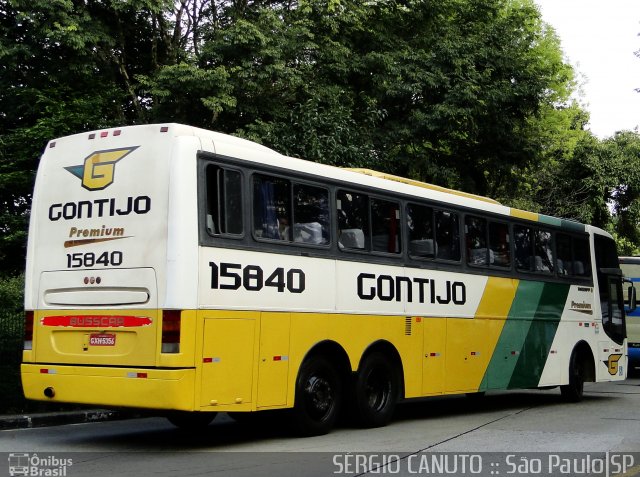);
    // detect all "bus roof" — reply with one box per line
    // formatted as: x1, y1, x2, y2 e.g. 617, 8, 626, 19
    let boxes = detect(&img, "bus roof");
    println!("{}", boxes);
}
345, 168, 502, 206
43, 123, 591, 233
